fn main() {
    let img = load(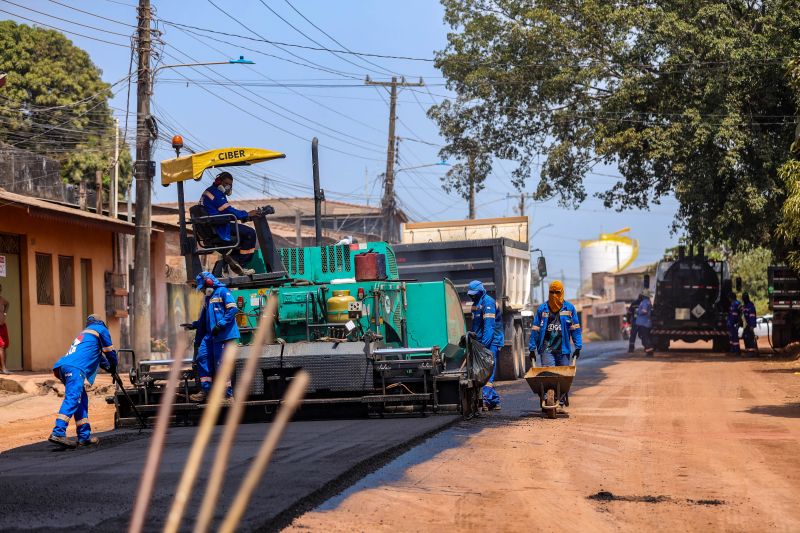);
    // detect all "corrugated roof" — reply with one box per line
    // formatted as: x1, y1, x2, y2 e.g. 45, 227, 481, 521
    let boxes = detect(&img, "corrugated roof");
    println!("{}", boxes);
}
154, 196, 405, 220
0, 188, 135, 234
